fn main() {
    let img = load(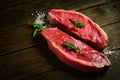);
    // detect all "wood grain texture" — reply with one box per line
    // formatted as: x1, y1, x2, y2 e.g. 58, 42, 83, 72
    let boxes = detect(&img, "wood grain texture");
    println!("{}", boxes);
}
0, 0, 110, 30
102, 22, 120, 51
22, 50, 120, 80
0, 0, 120, 80
0, 0, 111, 10
22, 47, 120, 80
80, 0, 120, 26
0, 44, 64, 80
0, 22, 120, 80
0, 41, 120, 80
0, 0, 119, 55
0, 24, 45, 55
0, 0, 33, 10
